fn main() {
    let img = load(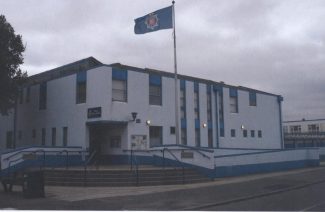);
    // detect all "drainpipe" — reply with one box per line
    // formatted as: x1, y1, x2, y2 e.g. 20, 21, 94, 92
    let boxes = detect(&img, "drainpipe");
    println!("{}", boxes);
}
278, 96, 284, 149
